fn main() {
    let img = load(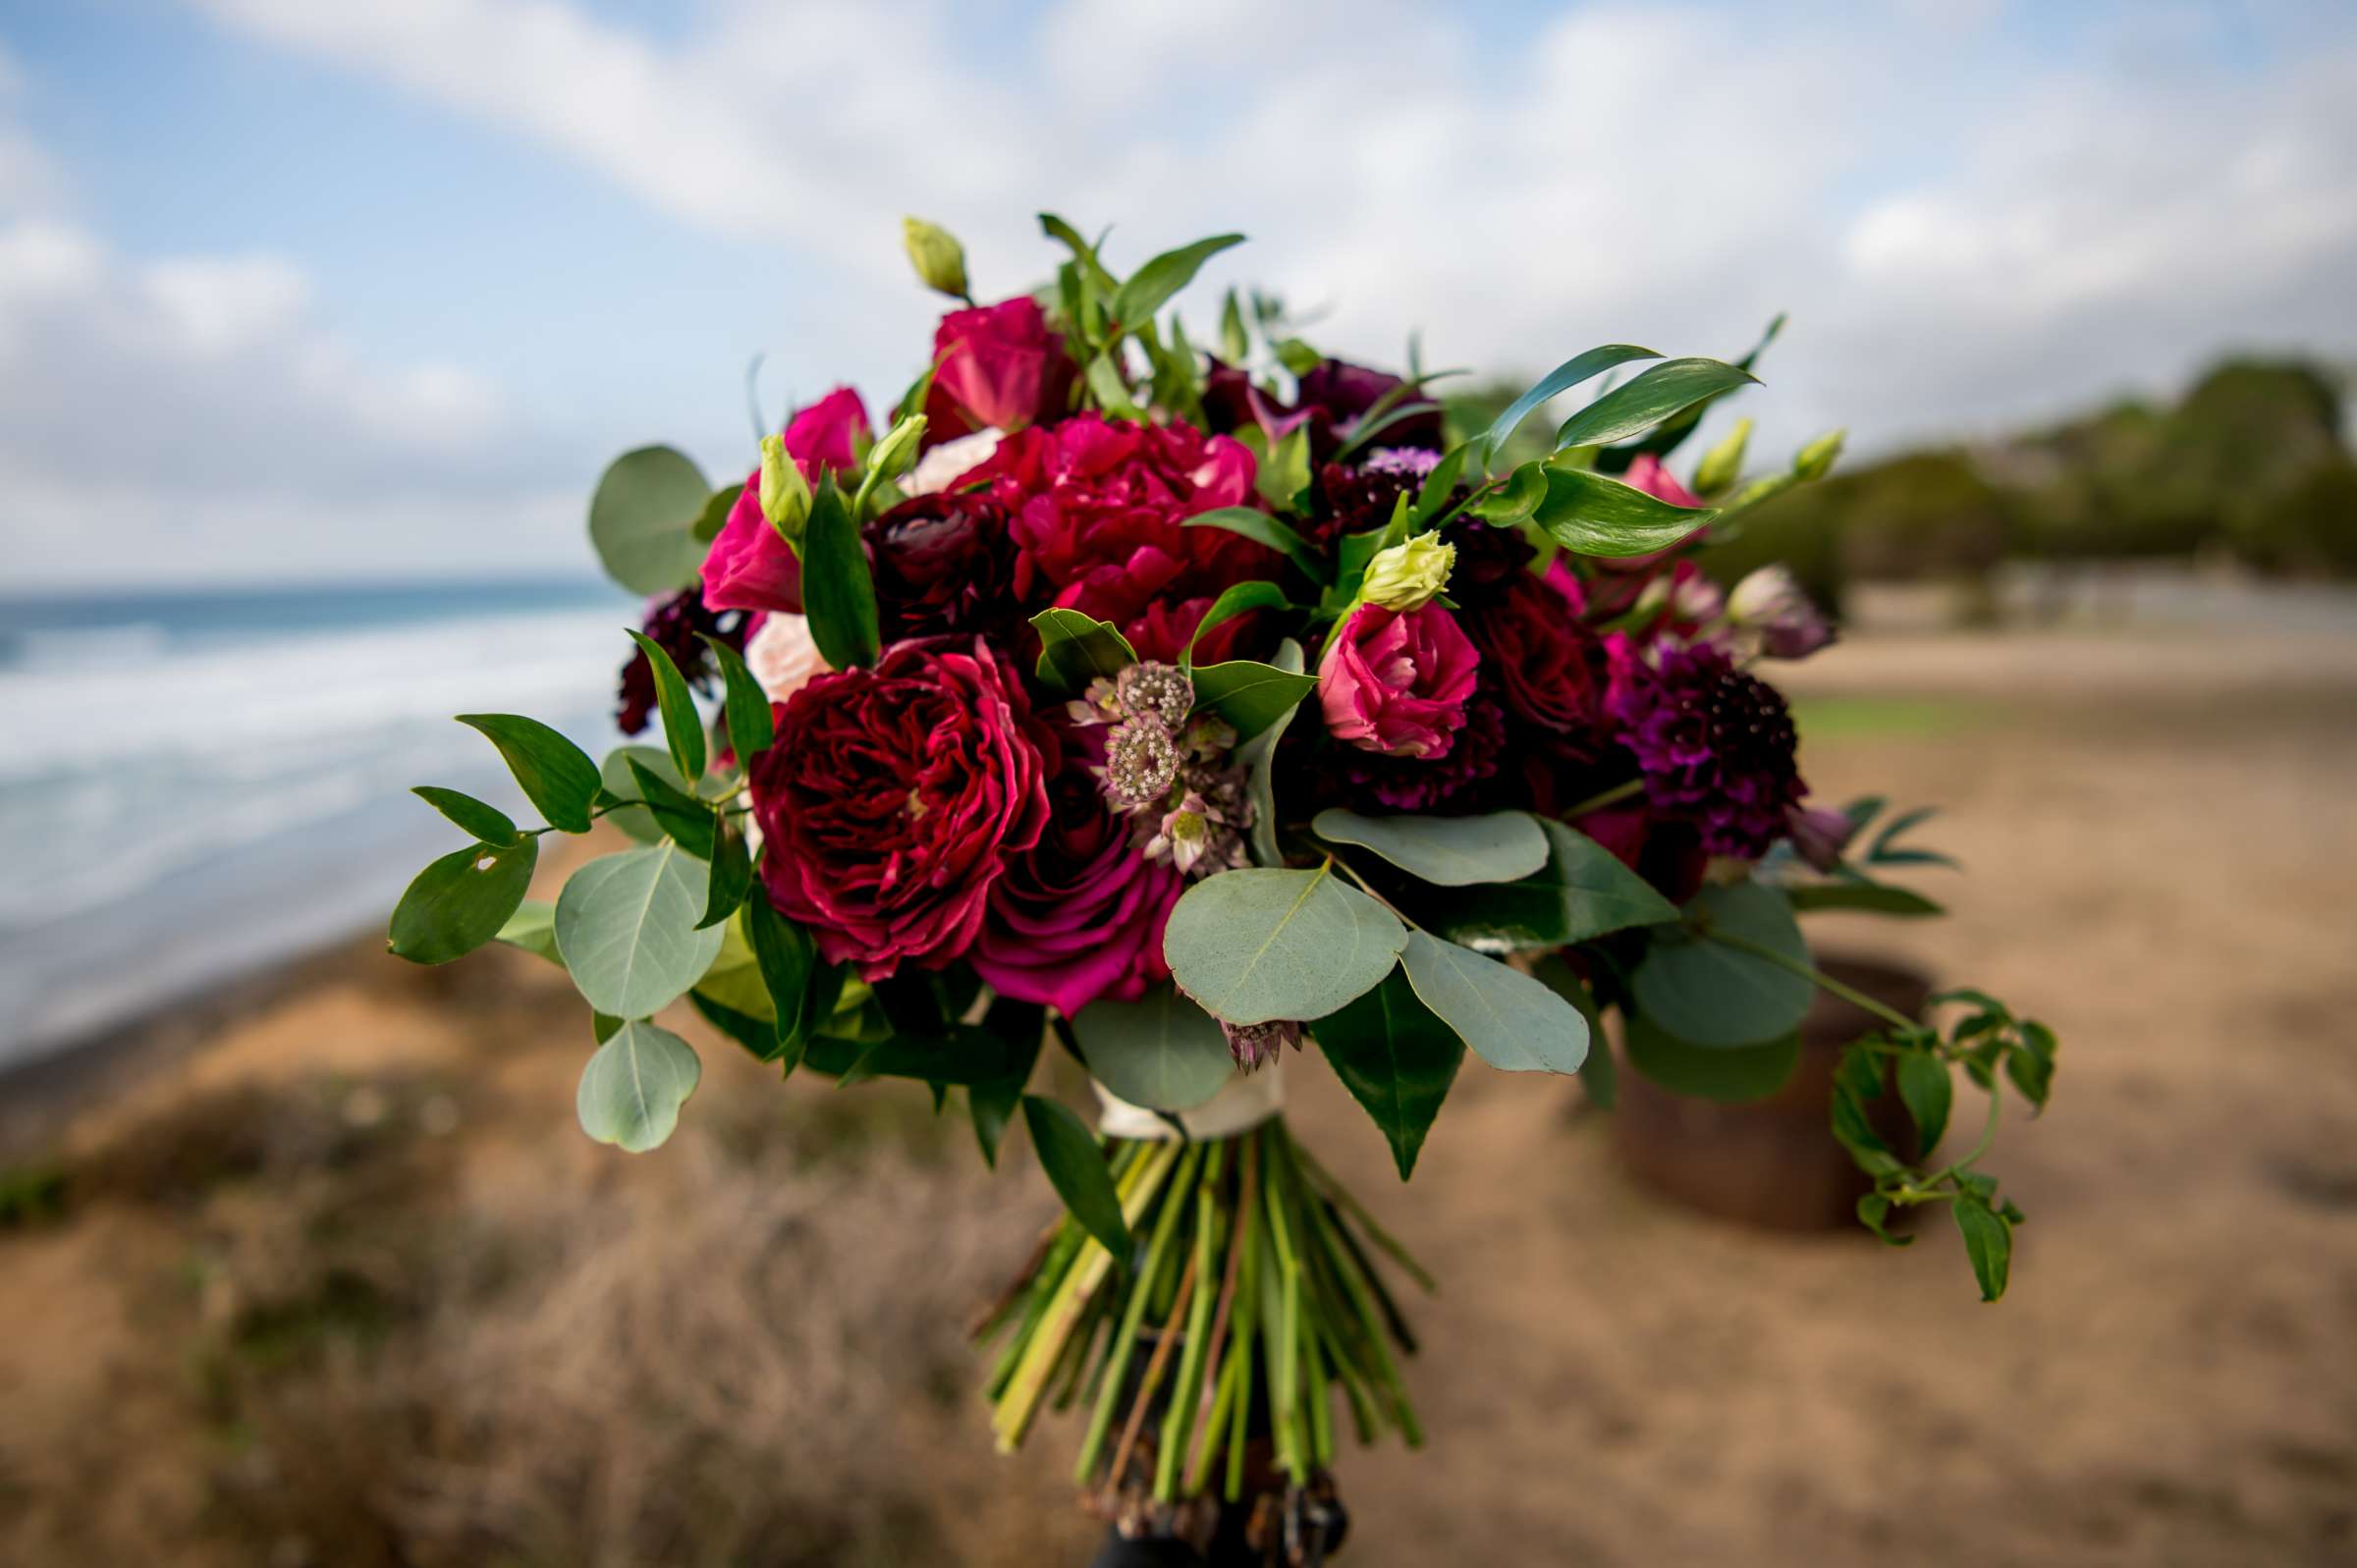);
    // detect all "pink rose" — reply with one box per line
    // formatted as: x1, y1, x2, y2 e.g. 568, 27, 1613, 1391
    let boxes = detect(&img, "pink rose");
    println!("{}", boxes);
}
1318, 601, 1480, 759
699, 387, 871, 618
923, 297, 1077, 443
